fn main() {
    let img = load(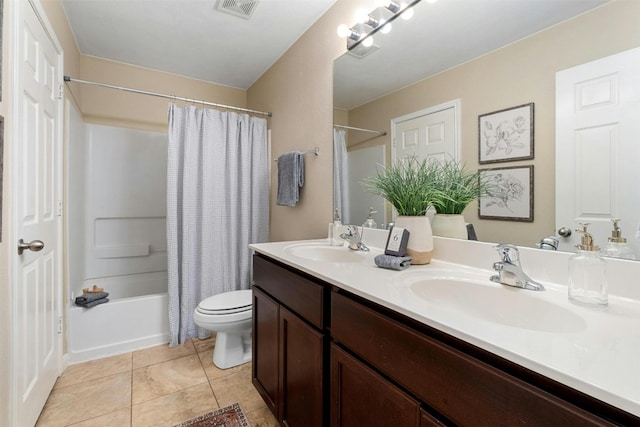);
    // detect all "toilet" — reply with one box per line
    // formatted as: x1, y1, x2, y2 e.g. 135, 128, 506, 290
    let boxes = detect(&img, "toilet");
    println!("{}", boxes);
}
193, 289, 252, 369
